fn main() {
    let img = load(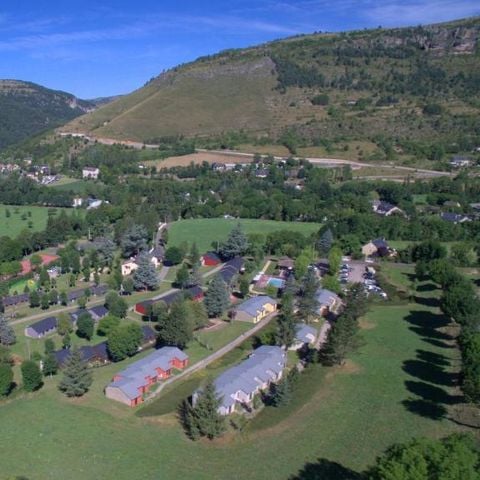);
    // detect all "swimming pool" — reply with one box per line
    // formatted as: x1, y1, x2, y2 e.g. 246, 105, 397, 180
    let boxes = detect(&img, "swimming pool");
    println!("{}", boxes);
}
268, 277, 285, 289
